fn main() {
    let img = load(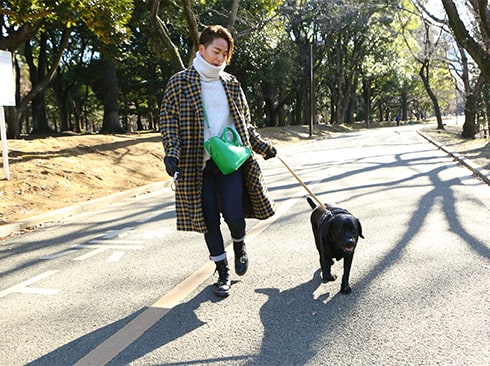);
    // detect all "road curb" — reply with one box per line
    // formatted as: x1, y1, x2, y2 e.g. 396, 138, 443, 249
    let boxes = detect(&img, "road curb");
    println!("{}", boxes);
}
417, 129, 490, 185
0, 180, 171, 240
